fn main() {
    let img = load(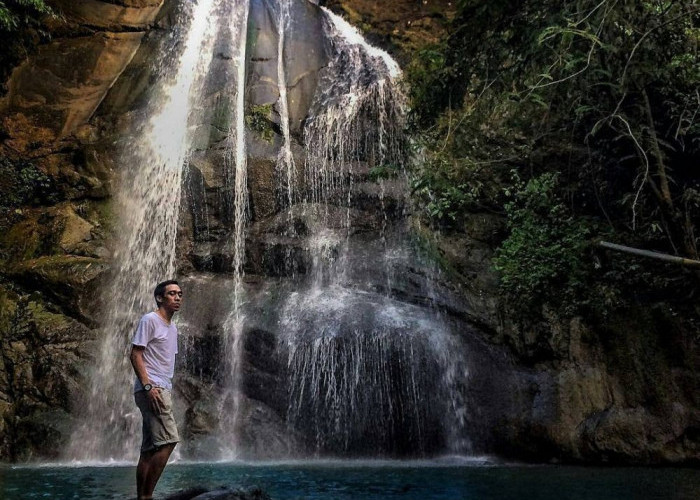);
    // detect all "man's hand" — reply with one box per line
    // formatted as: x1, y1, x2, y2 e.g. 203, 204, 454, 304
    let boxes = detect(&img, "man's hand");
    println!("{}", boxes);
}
130, 345, 162, 411
147, 387, 164, 413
